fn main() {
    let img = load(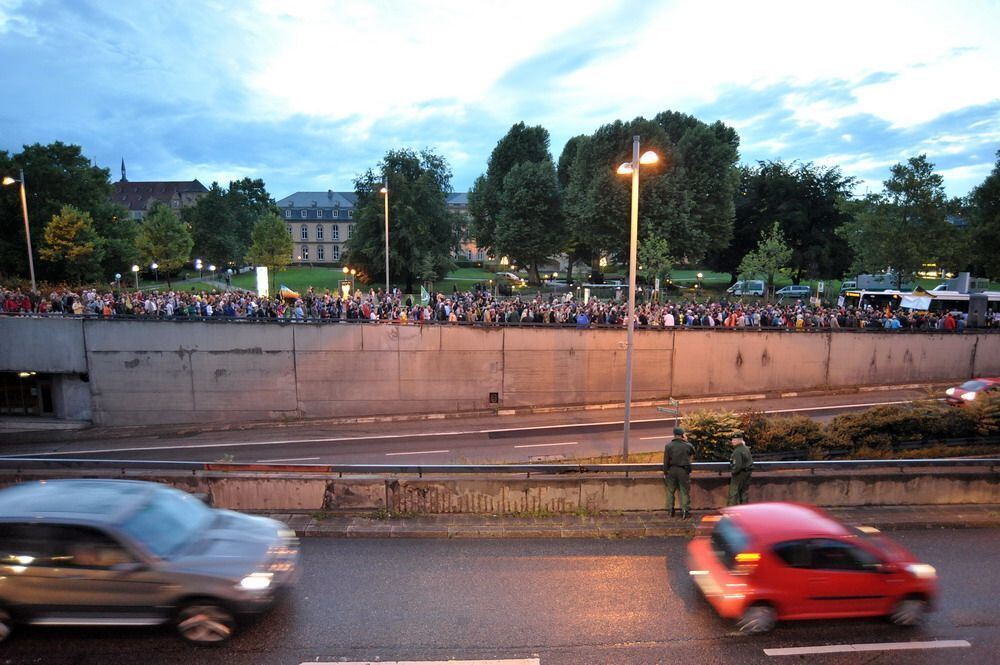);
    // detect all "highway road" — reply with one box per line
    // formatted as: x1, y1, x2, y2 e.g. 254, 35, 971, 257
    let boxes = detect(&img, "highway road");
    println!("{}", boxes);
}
1, 389, 938, 464
1, 529, 996, 664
